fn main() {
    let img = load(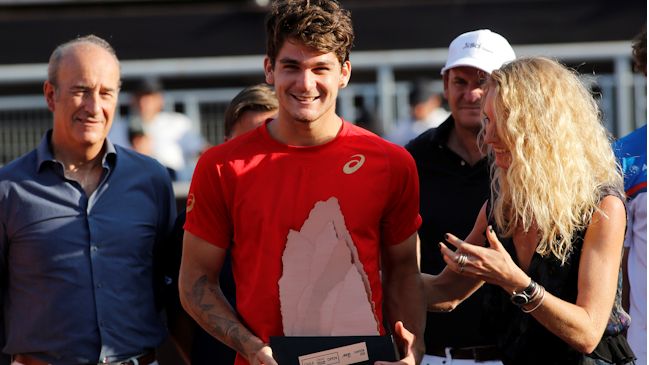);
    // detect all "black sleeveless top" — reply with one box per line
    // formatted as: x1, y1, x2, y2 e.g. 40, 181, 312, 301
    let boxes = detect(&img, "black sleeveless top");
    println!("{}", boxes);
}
482, 194, 635, 365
